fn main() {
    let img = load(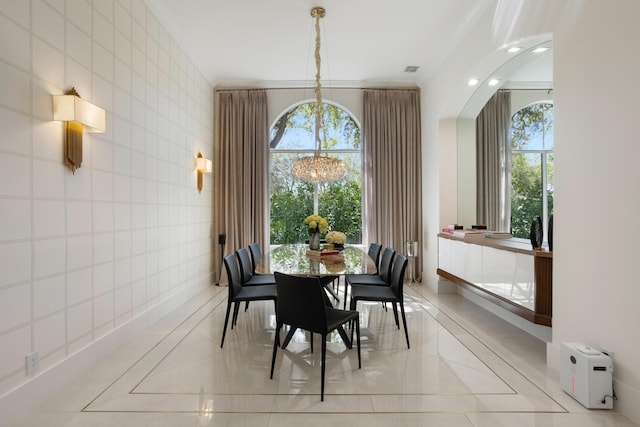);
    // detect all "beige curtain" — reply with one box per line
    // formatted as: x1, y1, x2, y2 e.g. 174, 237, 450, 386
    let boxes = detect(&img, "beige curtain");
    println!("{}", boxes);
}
363, 89, 423, 281
216, 90, 269, 283
476, 91, 511, 232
